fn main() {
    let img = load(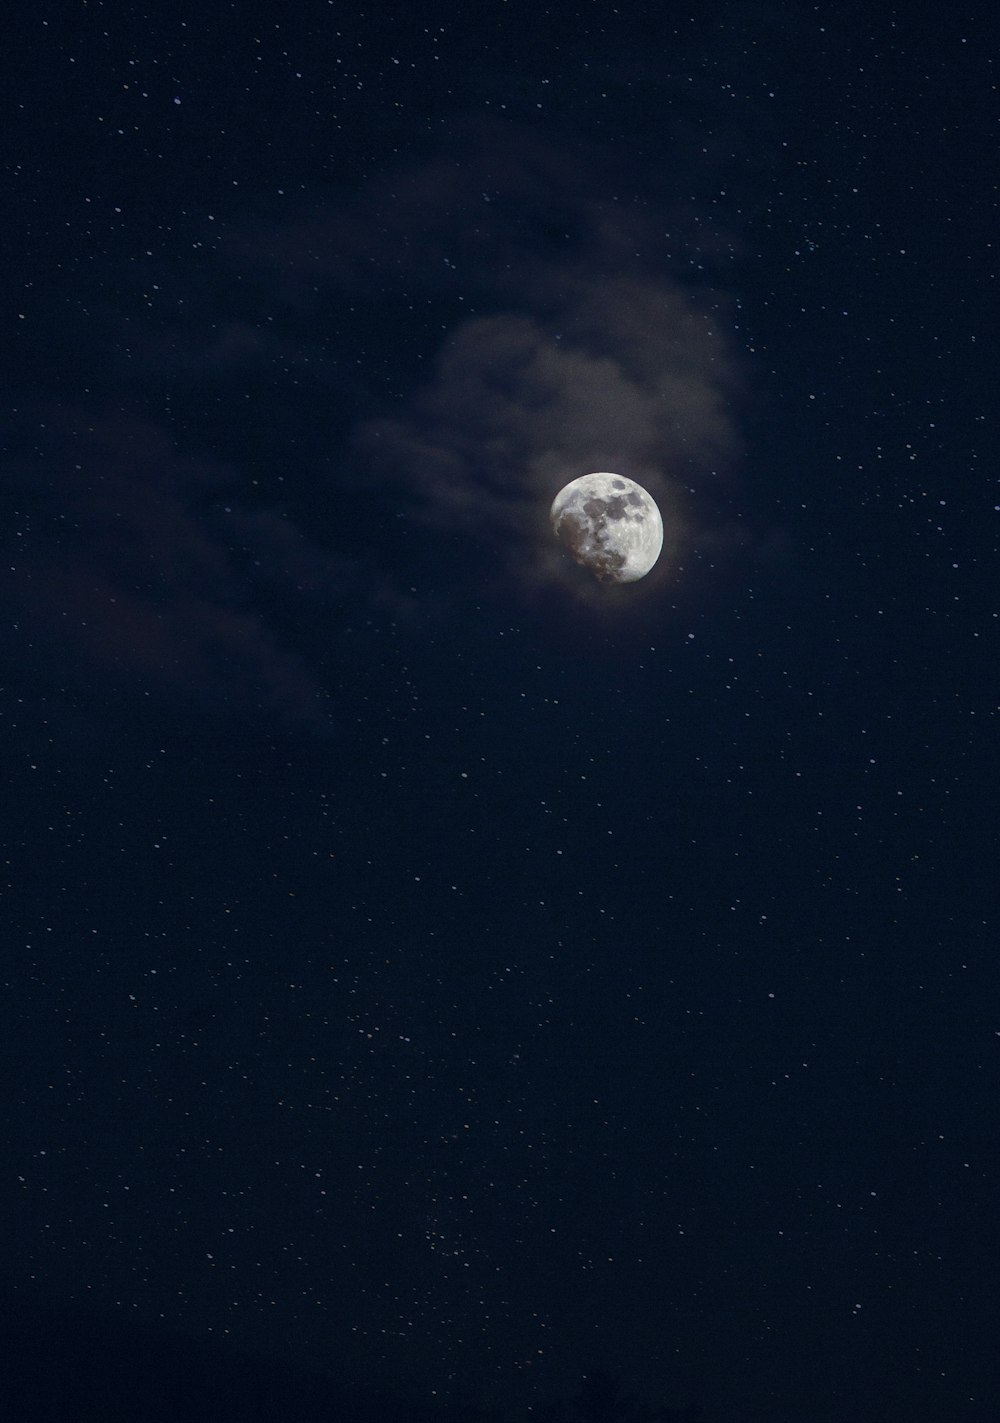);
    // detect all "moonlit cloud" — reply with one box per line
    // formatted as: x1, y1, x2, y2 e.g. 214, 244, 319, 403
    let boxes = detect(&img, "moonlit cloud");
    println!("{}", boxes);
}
6, 118, 744, 734
311, 118, 745, 597
356, 271, 740, 588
